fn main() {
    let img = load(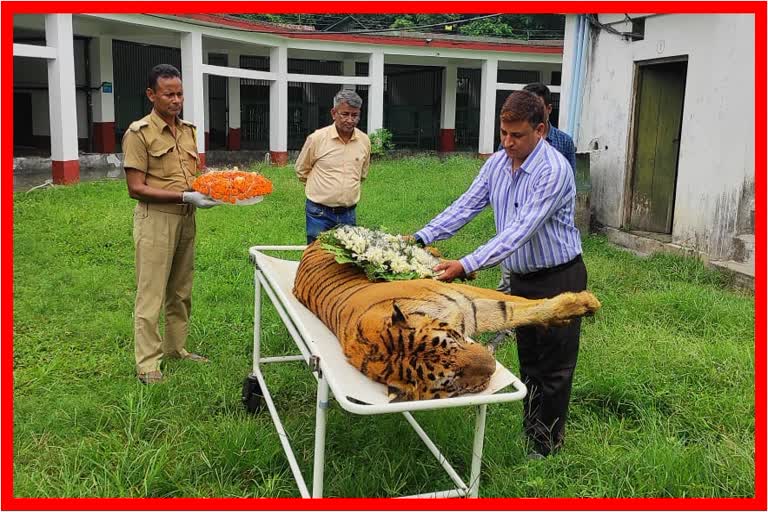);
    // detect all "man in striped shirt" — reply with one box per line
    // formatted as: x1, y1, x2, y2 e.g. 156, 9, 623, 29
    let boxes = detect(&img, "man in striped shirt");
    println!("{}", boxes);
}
413, 90, 587, 458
